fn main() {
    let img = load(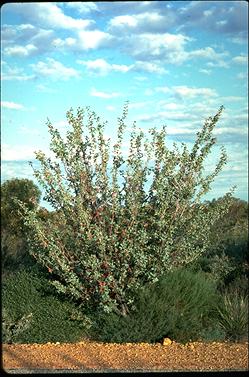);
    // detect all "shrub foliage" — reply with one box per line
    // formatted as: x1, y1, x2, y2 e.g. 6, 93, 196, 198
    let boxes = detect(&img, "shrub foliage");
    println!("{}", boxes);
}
1, 178, 41, 270
20, 104, 233, 315
89, 268, 218, 343
2, 269, 86, 344
216, 287, 248, 342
